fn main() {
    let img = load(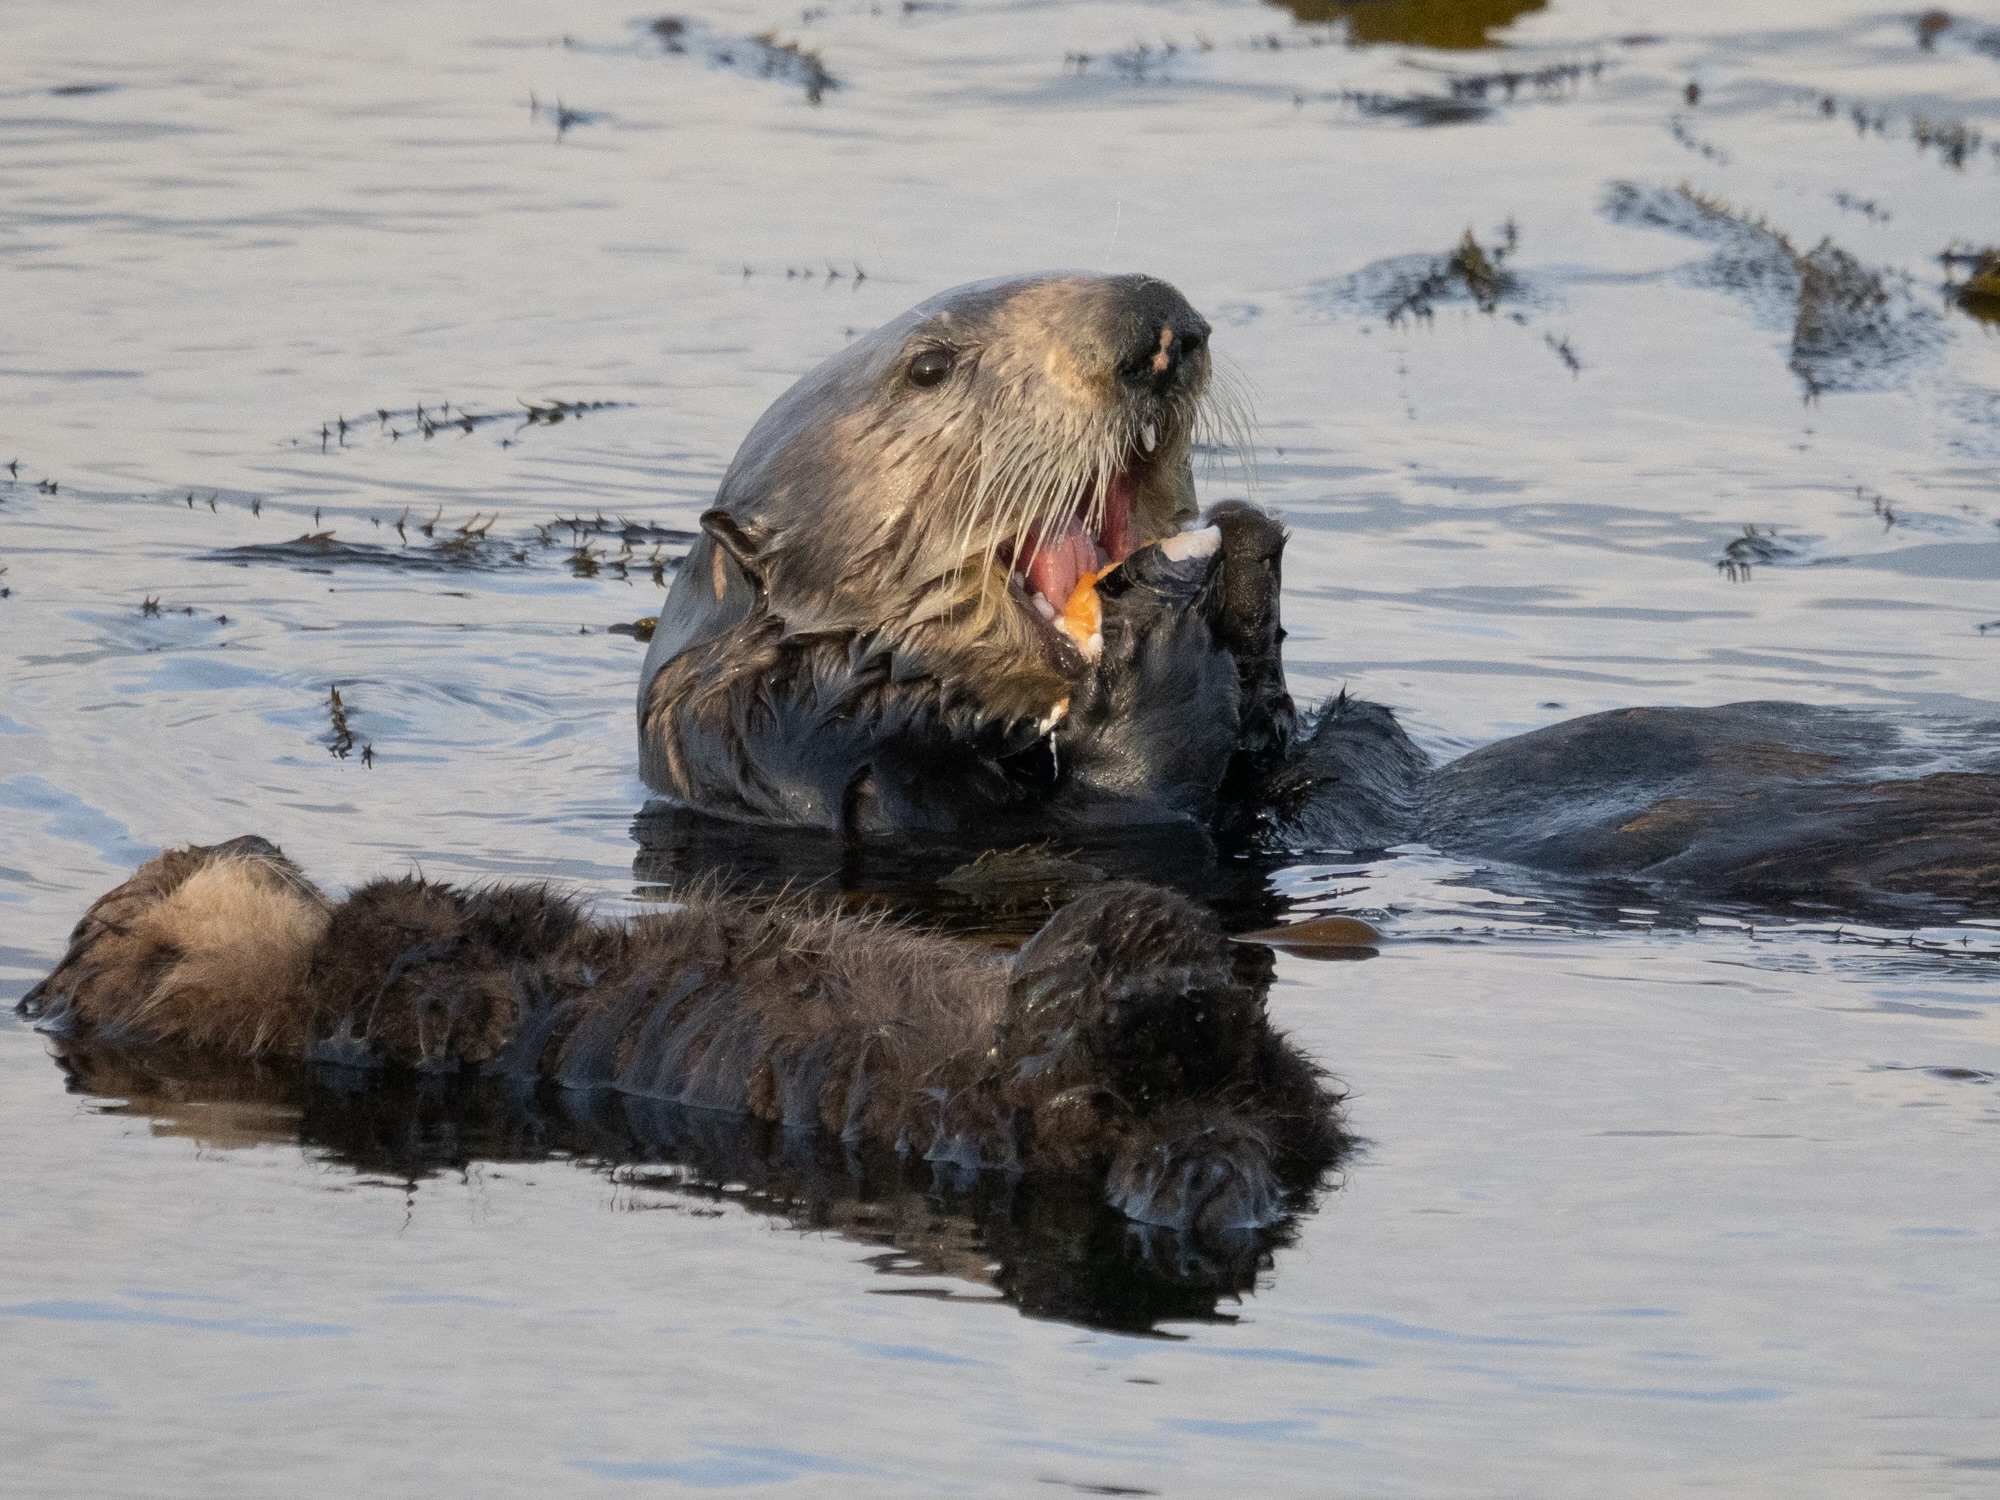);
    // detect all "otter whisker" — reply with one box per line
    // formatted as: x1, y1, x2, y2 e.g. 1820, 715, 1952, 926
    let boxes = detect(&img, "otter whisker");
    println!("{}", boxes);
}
1197, 356, 1259, 494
